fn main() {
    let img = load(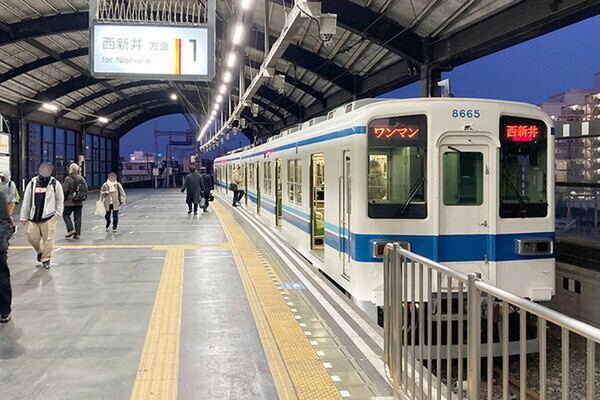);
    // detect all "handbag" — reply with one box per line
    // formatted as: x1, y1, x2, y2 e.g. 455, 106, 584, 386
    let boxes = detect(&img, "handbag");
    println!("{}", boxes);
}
95, 194, 105, 217
229, 183, 237, 191
208, 192, 214, 202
